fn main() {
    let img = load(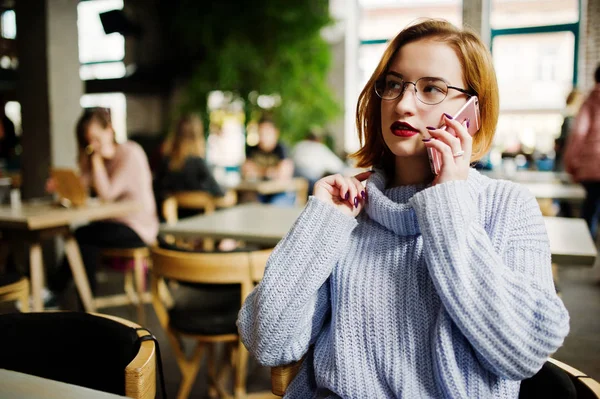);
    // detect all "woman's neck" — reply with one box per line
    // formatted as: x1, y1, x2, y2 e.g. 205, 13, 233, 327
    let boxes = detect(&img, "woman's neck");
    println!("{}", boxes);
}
389, 155, 434, 187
